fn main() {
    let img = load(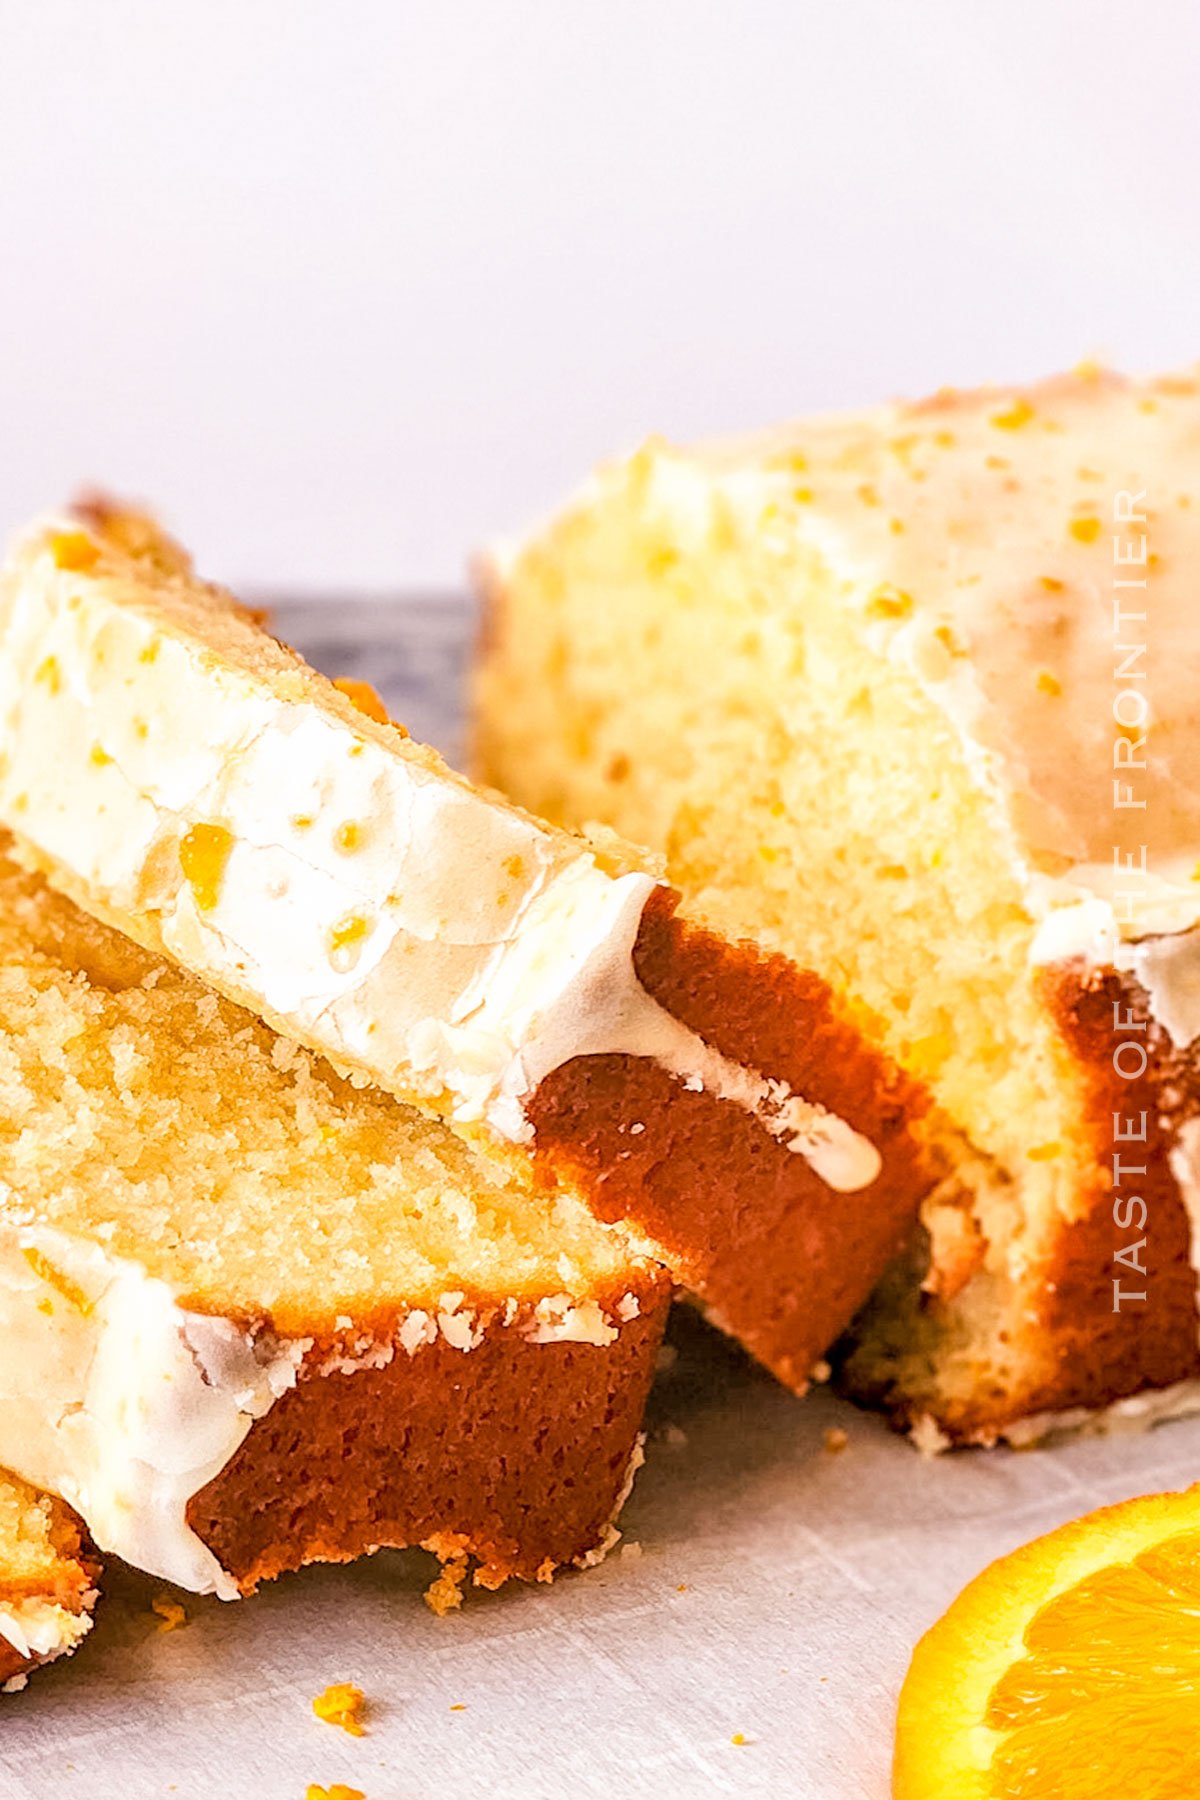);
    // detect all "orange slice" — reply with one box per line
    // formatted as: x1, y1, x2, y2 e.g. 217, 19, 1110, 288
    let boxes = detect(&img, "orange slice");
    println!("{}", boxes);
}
893, 1484, 1200, 1798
